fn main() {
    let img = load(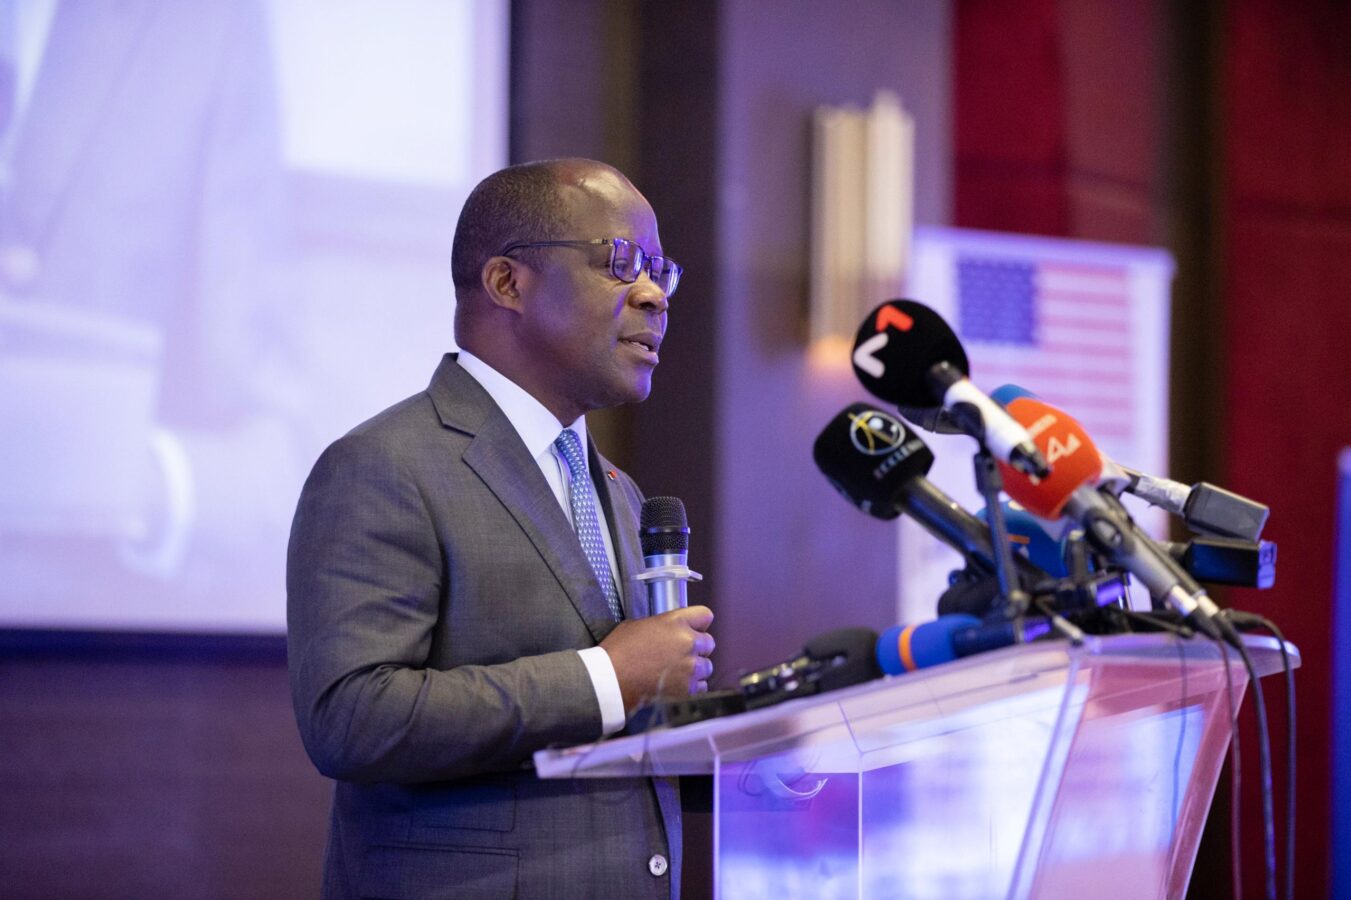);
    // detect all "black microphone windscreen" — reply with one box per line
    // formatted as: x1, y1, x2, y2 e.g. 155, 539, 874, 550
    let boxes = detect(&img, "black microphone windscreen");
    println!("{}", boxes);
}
851, 300, 969, 408
802, 626, 883, 691
640, 496, 689, 555
813, 404, 935, 520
